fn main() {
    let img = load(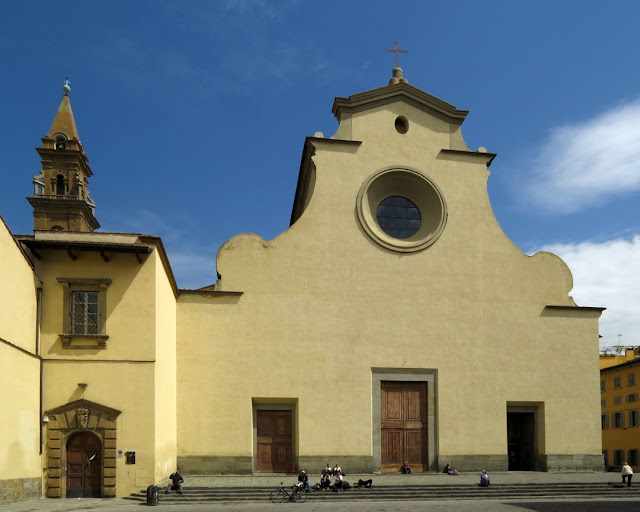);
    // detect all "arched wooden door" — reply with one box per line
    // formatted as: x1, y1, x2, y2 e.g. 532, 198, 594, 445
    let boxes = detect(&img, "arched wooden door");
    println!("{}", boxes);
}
66, 432, 102, 497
